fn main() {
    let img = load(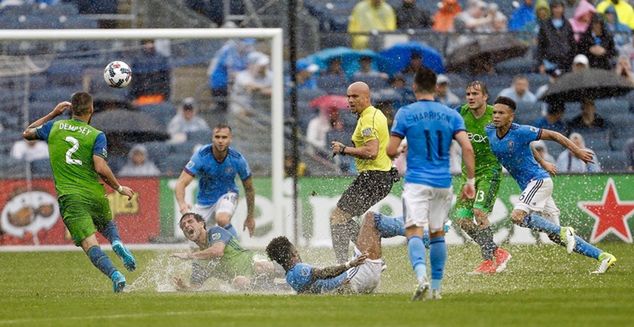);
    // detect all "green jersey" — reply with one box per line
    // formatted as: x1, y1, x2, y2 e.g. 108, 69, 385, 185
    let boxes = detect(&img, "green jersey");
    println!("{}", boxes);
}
37, 119, 107, 198
193, 226, 255, 284
459, 104, 501, 174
